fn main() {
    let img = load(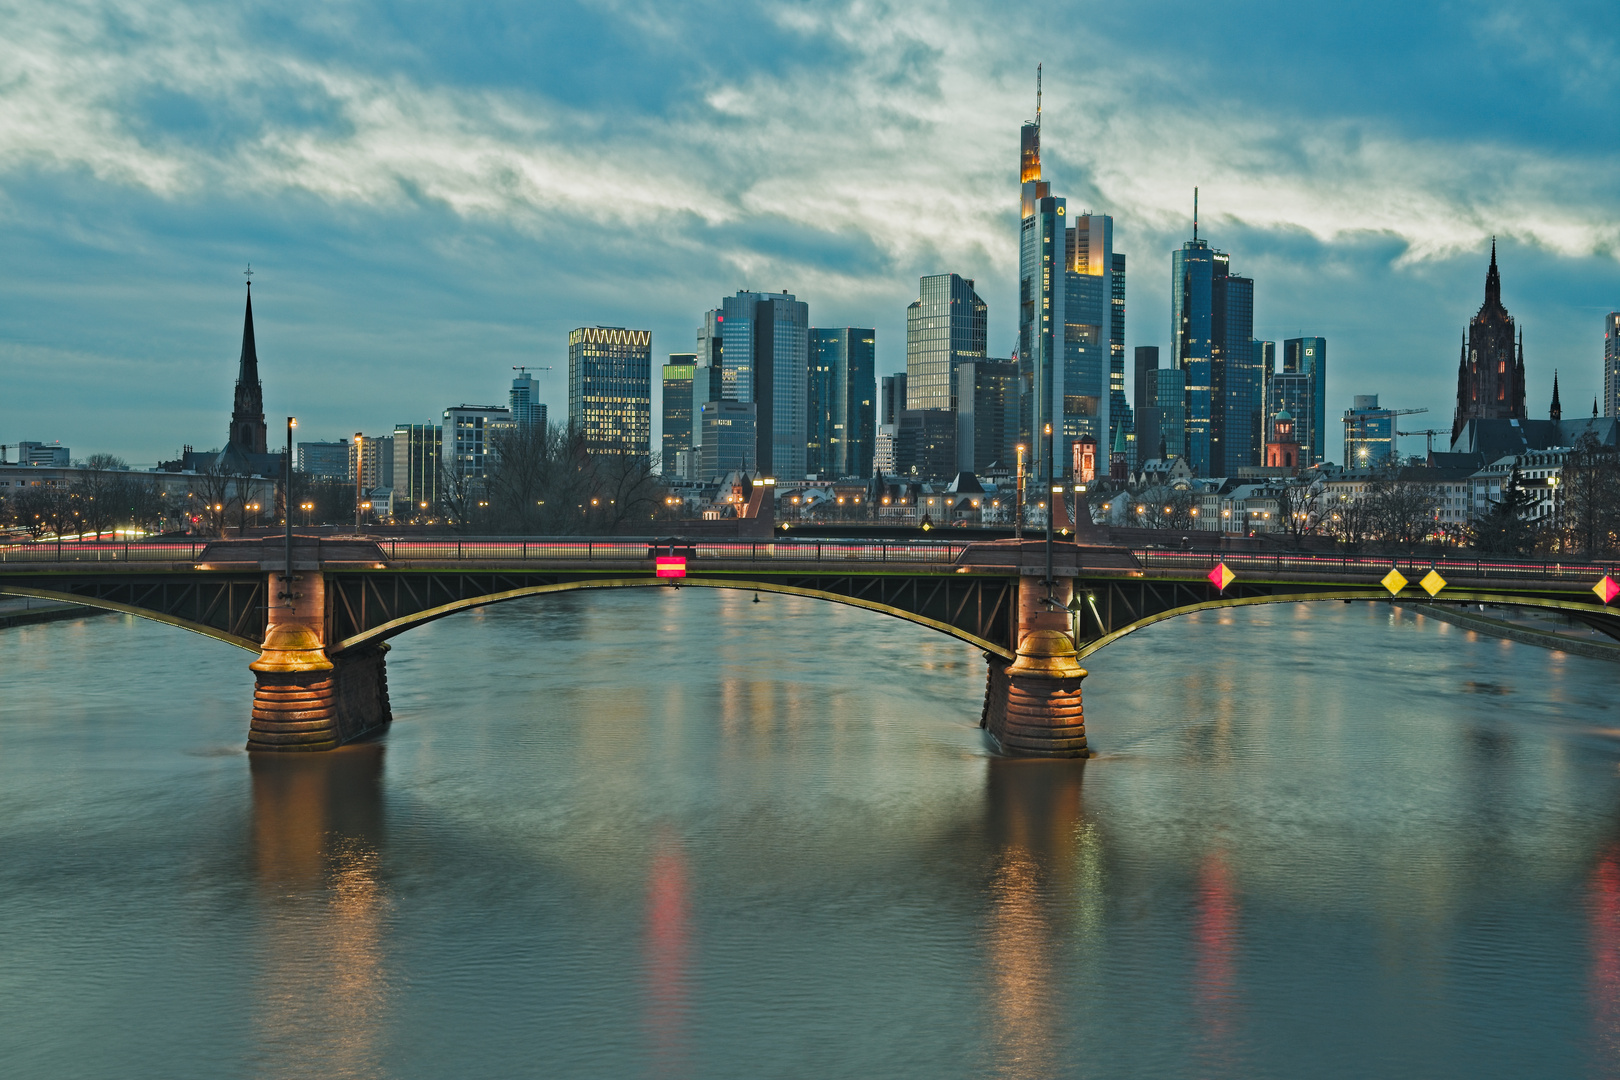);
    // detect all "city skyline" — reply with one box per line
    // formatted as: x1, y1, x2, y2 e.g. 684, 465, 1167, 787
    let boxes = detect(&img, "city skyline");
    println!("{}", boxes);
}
2, 3, 1617, 464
